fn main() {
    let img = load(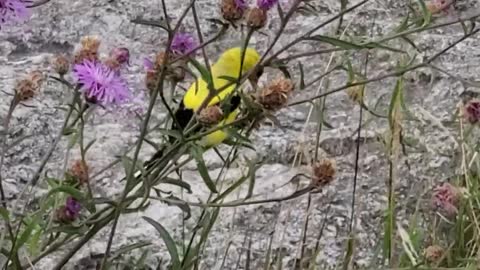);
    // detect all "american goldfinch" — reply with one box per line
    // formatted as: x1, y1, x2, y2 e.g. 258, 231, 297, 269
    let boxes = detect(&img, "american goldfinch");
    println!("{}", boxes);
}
145, 47, 262, 167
